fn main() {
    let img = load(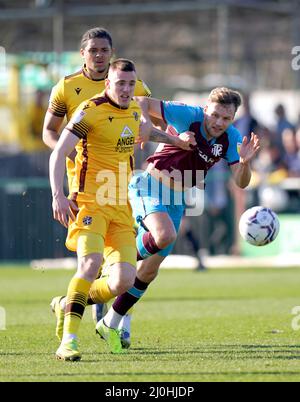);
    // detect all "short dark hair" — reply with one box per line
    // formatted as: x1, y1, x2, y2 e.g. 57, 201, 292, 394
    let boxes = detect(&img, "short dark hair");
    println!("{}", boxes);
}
208, 87, 242, 112
80, 27, 113, 49
109, 58, 136, 73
